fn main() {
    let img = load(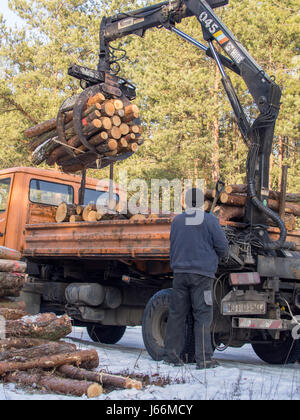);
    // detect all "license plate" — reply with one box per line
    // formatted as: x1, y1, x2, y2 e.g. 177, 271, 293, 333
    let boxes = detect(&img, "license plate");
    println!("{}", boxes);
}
222, 301, 266, 315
